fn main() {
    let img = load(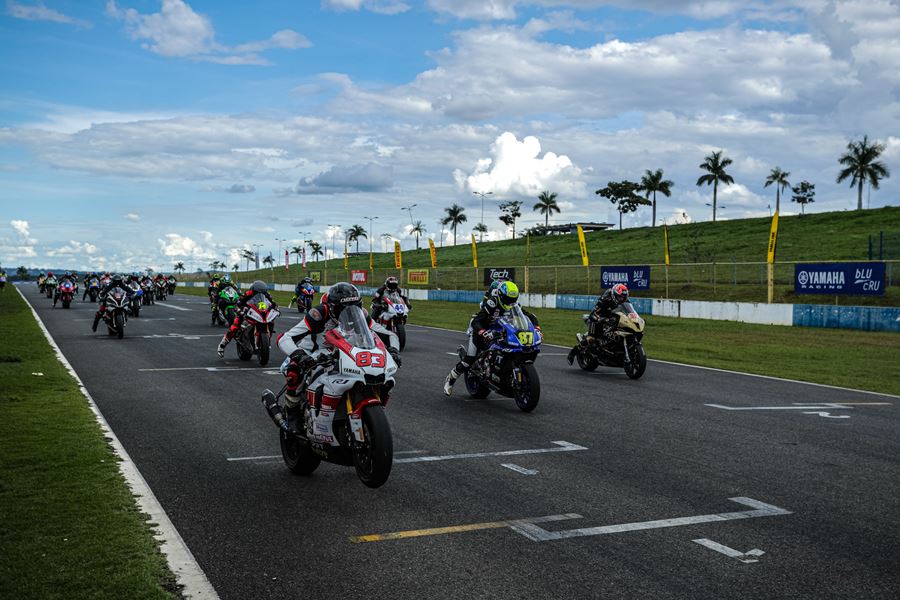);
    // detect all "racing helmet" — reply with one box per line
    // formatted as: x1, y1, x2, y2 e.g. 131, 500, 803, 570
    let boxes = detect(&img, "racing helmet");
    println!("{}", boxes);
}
249, 280, 267, 294
385, 276, 399, 291
111, 274, 125, 286
222, 274, 231, 283
496, 281, 519, 310
611, 283, 629, 304
302, 276, 312, 284
325, 282, 362, 317
48, 272, 54, 277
